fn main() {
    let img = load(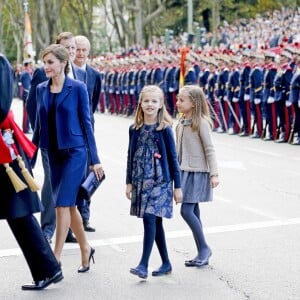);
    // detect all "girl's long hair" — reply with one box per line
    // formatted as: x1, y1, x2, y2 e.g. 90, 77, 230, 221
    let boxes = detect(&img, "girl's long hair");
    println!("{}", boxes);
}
133, 85, 173, 130
179, 85, 213, 131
